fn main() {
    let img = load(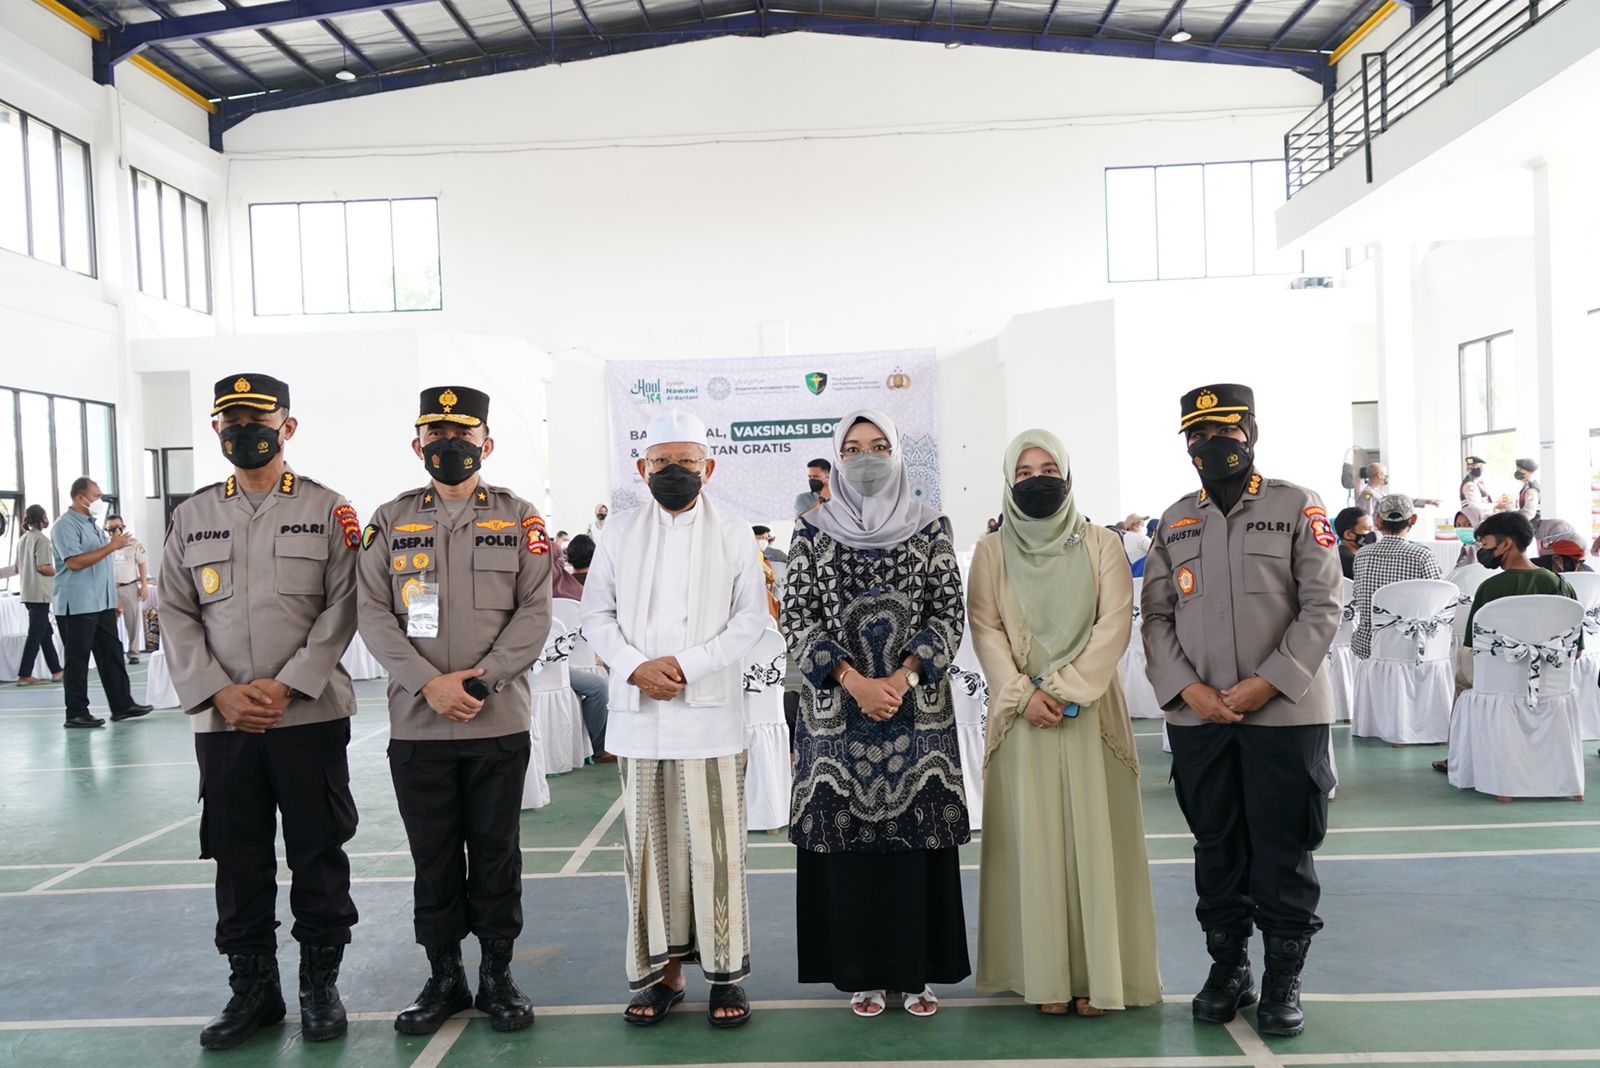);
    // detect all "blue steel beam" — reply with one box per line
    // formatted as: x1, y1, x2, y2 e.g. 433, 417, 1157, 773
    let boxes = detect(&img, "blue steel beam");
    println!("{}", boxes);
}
1092, 0, 1120, 37
1268, 0, 1321, 48
1154, 0, 1186, 39
1317, 0, 1383, 49
632, 0, 655, 31
215, 0, 329, 86
438, 0, 491, 54
124, 0, 273, 94
1211, 0, 1254, 44
384, 8, 431, 58
570, 0, 605, 37
505, 0, 546, 43
111, 0, 438, 63
1038, 0, 1064, 33
315, 16, 380, 73
215, 8, 1326, 139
